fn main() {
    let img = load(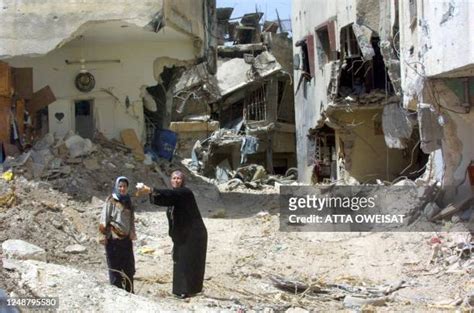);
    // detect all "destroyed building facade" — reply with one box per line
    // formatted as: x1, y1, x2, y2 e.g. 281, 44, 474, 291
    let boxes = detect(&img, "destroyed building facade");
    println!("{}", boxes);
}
398, 0, 474, 203
292, 0, 473, 203
0, 0, 217, 157
171, 8, 296, 181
